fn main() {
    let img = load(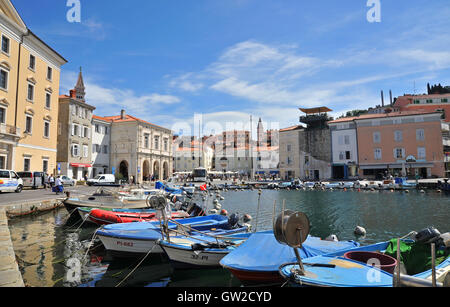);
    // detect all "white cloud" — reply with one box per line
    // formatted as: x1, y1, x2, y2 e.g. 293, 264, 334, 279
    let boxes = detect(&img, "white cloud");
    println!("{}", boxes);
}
60, 70, 181, 122
395, 49, 450, 70
169, 73, 204, 92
